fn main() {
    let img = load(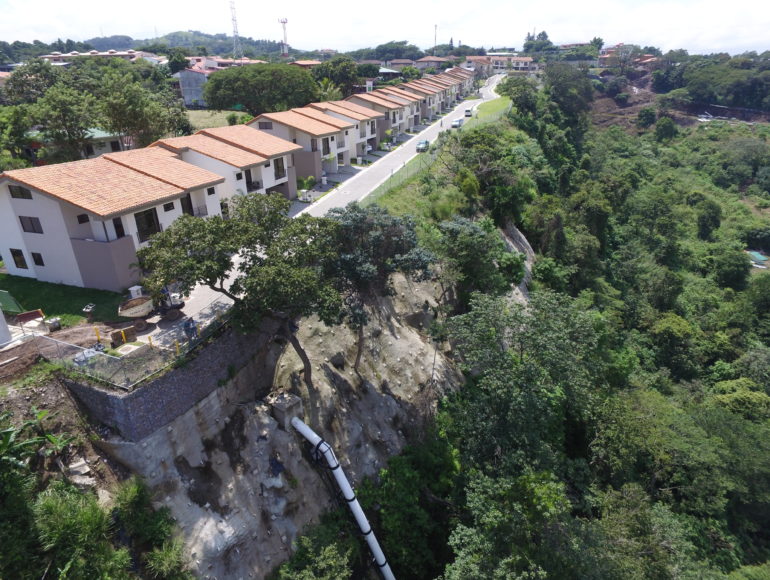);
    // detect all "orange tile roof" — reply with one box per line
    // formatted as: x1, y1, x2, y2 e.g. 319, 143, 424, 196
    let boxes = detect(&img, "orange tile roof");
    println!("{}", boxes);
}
380, 87, 423, 101
3, 158, 188, 218
407, 80, 443, 93
104, 148, 223, 191
346, 93, 401, 110
199, 125, 303, 158
291, 107, 354, 129
309, 102, 373, 122
371, 90, 411, 105
323, 100, 385, 119
249, 111, 340, 137
152, 134, 267, 168
290, 60, 322, 66
400, 82, 434, 96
